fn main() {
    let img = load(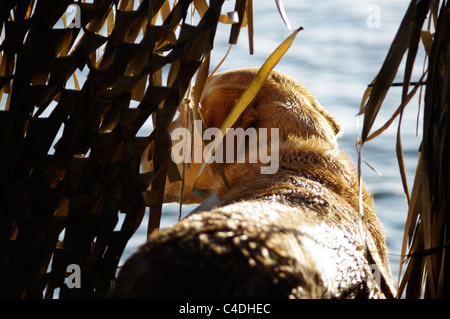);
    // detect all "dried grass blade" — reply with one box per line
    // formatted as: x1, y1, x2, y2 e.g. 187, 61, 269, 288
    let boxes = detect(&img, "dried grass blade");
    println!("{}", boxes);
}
194, 0, 239, 23
362, 72, 426, 143
107, 8, 115, 35
401, 0, 428, 105
62, 11, 67, 29
395, 8, 428, 202
193, 51, 210, 111
397, 155, 423, 292
194, 0, 209, 17
72, 71, 80, 91
396, 111, 410, 203
275, 0, 293, 31
229, 0, 248, 44
398, 223, 426, 298
359, 79, 374, 114
210, 43, 233, 77
219, 13, 238, 24
160, 0, 172, 23
421, 30, 434, 56
246, 0, 254, 54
